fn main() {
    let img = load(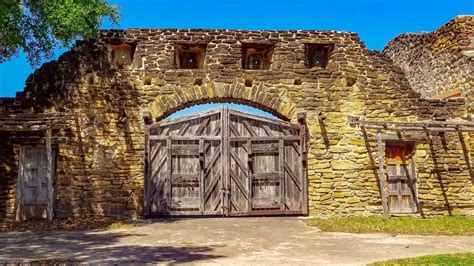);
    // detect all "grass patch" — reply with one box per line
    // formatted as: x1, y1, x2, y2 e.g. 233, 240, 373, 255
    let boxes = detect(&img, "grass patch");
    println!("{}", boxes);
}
369, 253, 474, 265
304, 216, 474, 236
